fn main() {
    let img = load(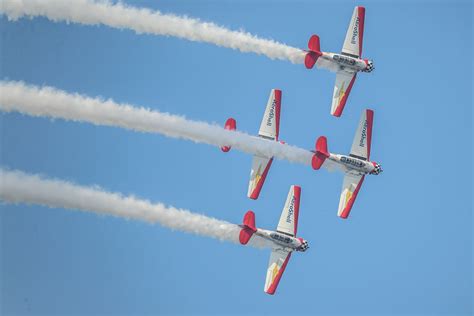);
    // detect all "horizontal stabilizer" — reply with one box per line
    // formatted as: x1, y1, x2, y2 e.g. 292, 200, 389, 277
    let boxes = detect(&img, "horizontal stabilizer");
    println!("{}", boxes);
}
221, 118, 237, 152
305, 35, 322, 69
239, 210, 256, 245
312, 136, 329, 170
